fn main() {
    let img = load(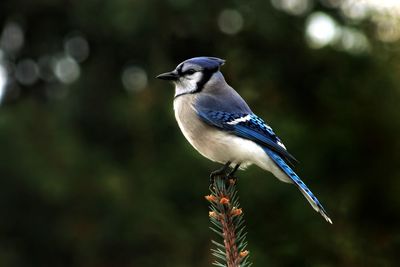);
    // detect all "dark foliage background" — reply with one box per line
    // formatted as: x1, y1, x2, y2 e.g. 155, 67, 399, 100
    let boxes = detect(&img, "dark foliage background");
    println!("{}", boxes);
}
0, 0, 399, 266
